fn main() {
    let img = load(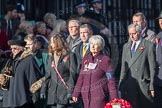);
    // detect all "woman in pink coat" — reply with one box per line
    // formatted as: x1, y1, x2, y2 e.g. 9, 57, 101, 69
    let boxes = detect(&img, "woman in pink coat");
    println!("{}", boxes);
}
72, 35, 118, 108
